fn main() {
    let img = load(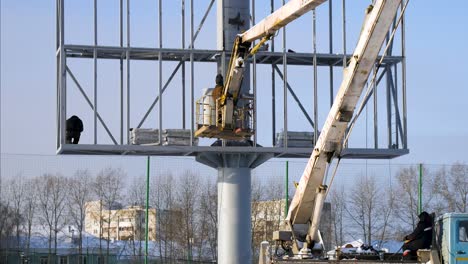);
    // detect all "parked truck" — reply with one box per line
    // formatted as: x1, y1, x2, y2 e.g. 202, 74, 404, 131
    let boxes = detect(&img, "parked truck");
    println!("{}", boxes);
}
431, 213, 468, 264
